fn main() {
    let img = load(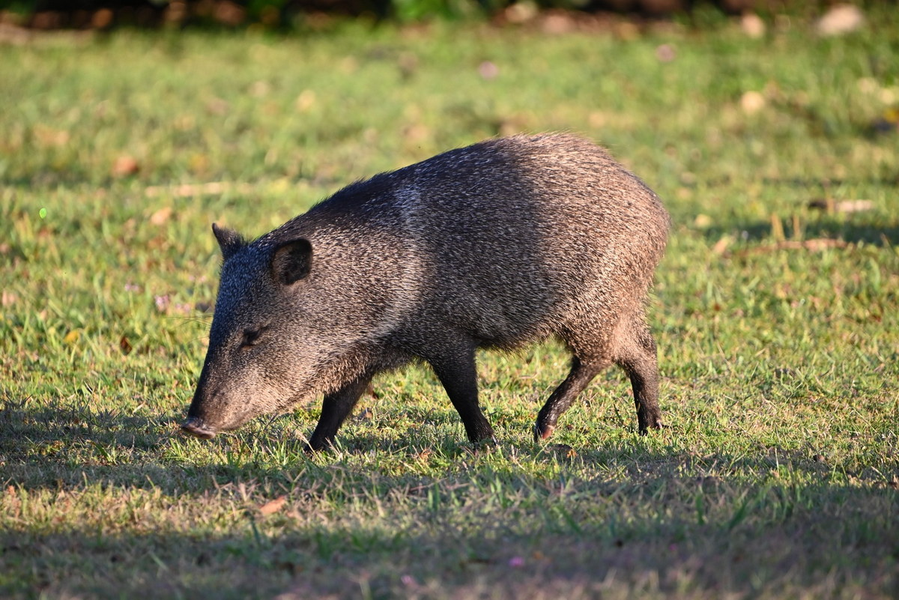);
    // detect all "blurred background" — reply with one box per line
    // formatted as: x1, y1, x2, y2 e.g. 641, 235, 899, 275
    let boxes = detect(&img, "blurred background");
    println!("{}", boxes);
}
2, 0, 894, 29
1, 2, 897, 597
